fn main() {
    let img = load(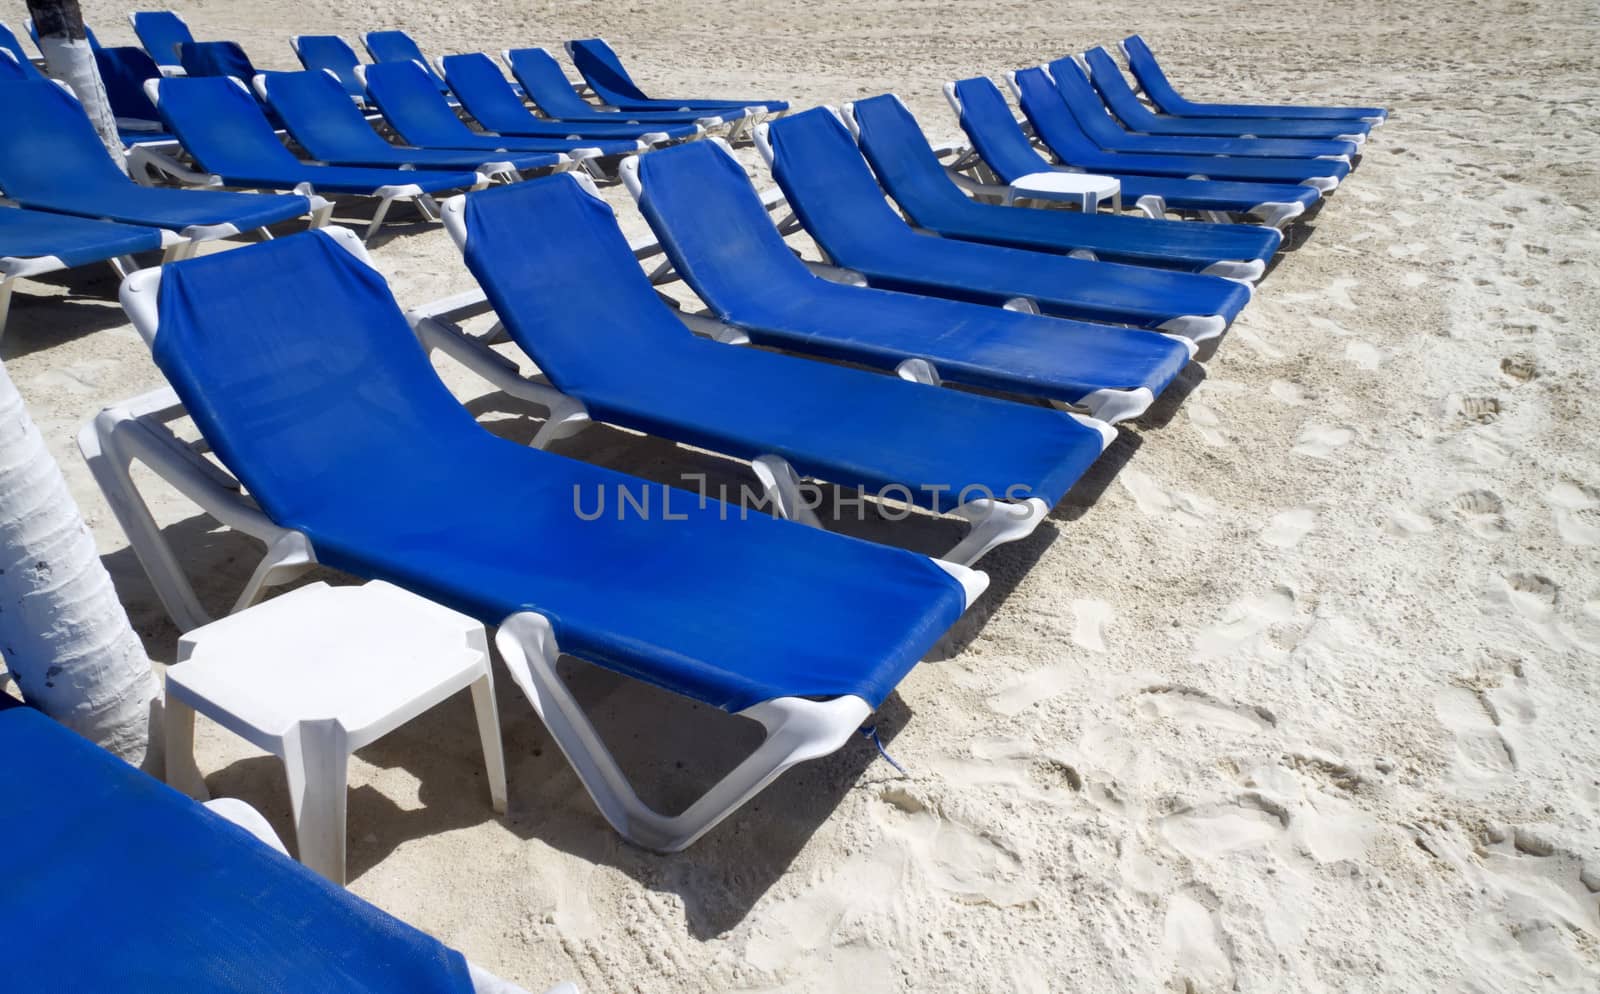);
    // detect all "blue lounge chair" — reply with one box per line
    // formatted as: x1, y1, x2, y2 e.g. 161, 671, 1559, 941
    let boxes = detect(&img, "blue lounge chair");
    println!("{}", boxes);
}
96, 226, 987, 850
441, 53, 701, 145
129, 10, 194, 72
0, 79, 320, 258
0, 704, 571, 994
1010, 66, 1348, 189
844, 94, 1278, 280
441, 173, 1115, 563
565, 38, 787, 114
292, 34, 370, 104
94, 47, 181, 144
258, 70, 566, 179
358, 61, 640, 164
1042, 56, 1357, 161
760, 110, 1251, 339
622, 138, 1194, 426
503, 47, 736, 127
1, 205, 164, 337
147, 76, 482, 241
952, 74, 1320, 228
1080, 47, 1369, 143
177, 38, 259, 80
1121, 35, 1386, 125
362, 29, 452, 95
